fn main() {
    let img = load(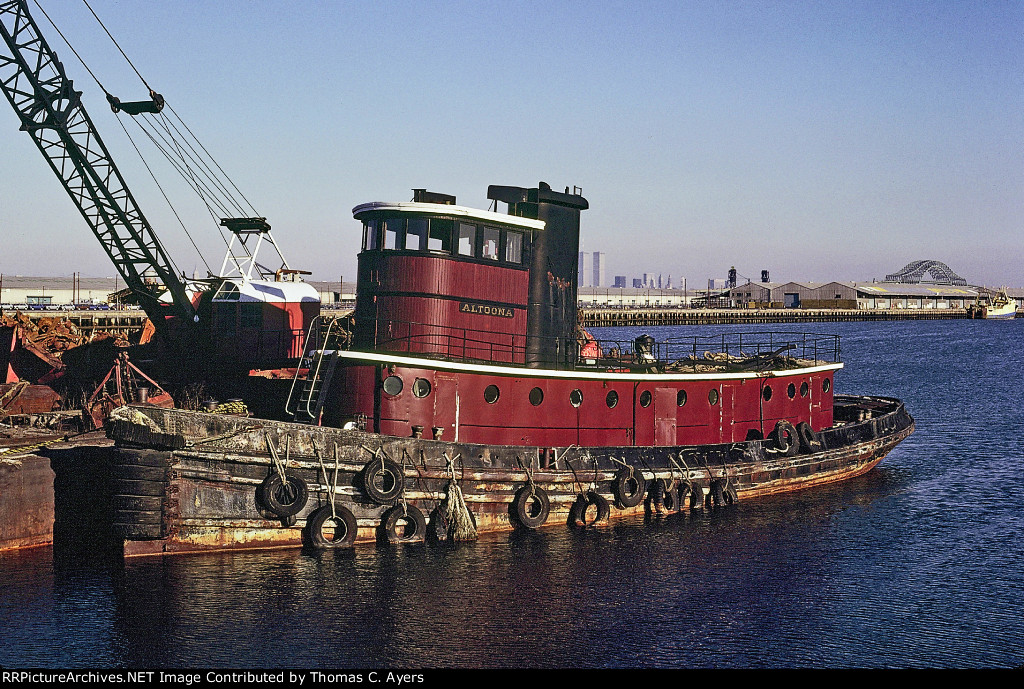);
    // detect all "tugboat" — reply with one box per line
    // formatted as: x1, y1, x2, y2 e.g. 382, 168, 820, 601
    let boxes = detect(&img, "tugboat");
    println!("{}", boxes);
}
106, 182, 914, 556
